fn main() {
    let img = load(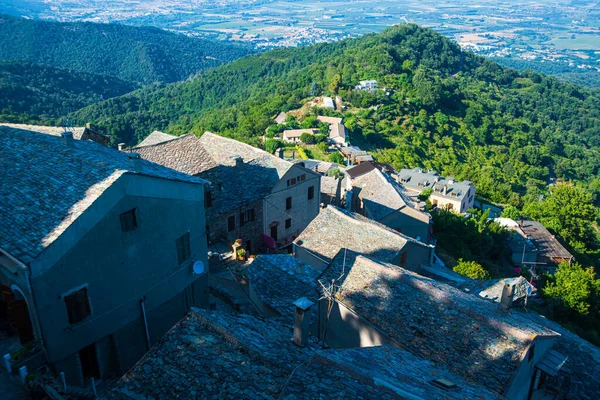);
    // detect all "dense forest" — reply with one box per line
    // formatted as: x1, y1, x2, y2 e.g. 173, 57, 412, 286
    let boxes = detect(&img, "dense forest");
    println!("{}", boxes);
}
0, 14, 252, 84
0, 61, 137, 123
